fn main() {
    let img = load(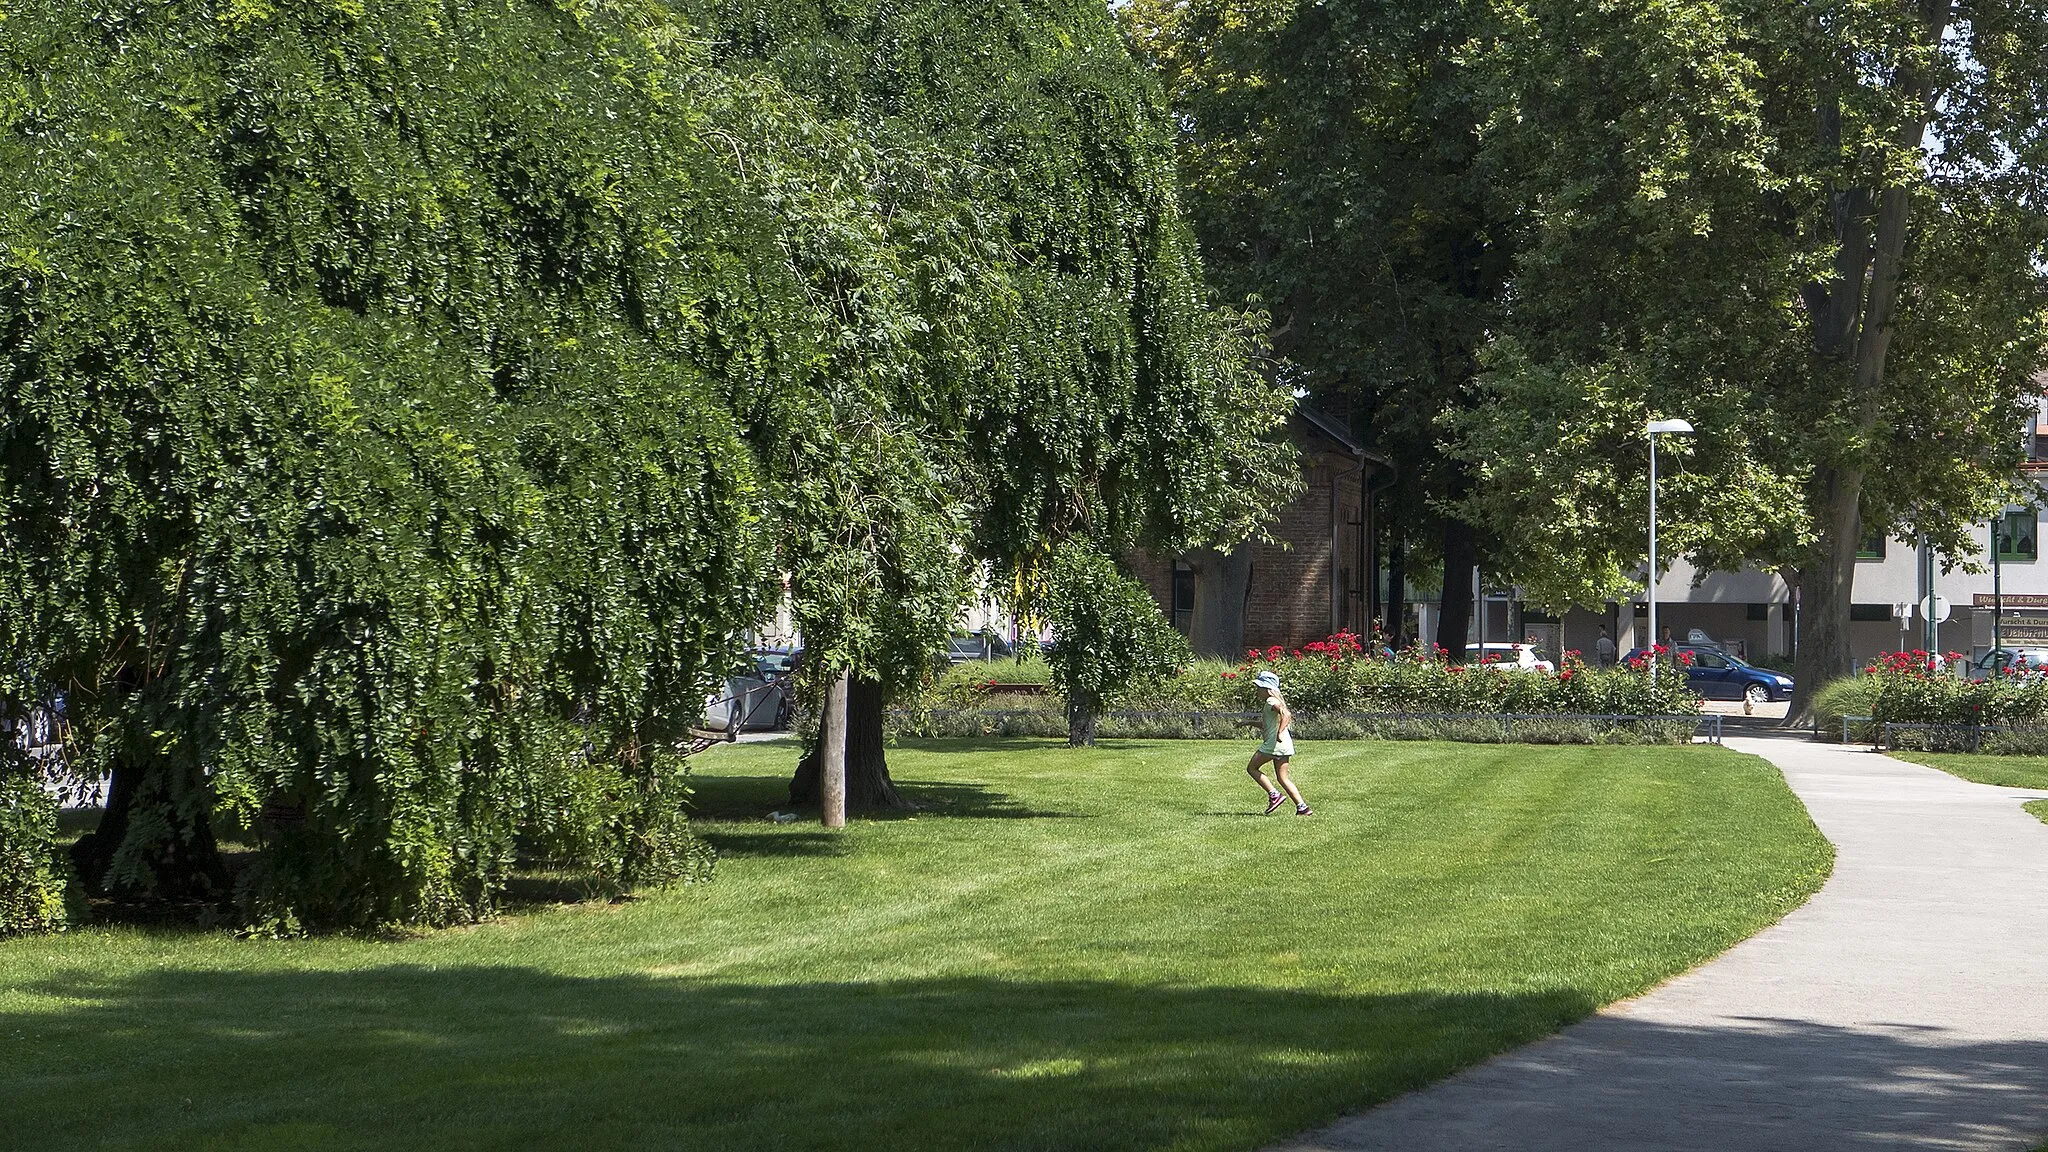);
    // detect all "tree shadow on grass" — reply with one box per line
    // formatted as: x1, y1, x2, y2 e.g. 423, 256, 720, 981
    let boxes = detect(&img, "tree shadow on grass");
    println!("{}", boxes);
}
0, 965, 1591, 1152
687, 773, 1079, 823
7, 965, 2047, 1152
698, 829, 853, 859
